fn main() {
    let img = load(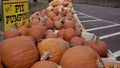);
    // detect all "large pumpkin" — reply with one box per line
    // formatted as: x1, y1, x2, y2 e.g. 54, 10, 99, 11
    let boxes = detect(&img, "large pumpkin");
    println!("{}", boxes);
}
31, 61, 60, 68
60, 46, 104, 68
0, 61, 3, 68
87, 37, 108, 57
104, 62, 120, 68
4, 28, 20, 39
37, 38, 69, 64
0, 36, 39, 68
0, 58, 3, 68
